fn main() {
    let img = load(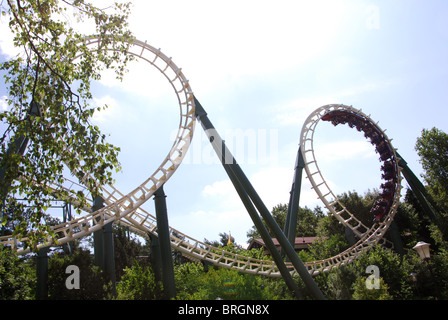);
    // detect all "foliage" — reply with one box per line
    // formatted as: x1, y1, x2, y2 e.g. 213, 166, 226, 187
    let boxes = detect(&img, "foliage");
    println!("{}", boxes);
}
0, 0, 134, 249
174, 262, 293, 300
314, 212, 345, 238
415, 127, 448, 212
316, 263, 357, 300
307, 233, 349, 261
47, 247, 112, 300
393, 192, 426, 247
0, 246, 35, 299
112, 225, 148, 281
412, 247, 448, 299
415, 127, 448, 238
204, 232, 235, 248
335, 190, 377, 229
115, 260, 163, 300
352, 245, 414, 300
246, 204, 323, 241
351, 276, 392, 300
174, 261, 206, 300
